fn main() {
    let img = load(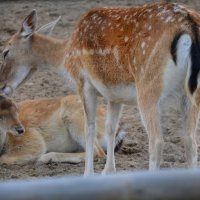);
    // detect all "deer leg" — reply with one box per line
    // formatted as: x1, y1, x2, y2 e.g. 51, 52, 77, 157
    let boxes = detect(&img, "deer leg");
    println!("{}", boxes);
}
182, 100, 198, 168
102, 101, 122, 175
138, 98, 163, 170
79, 81, 97, 176
37, 152, 86, 164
